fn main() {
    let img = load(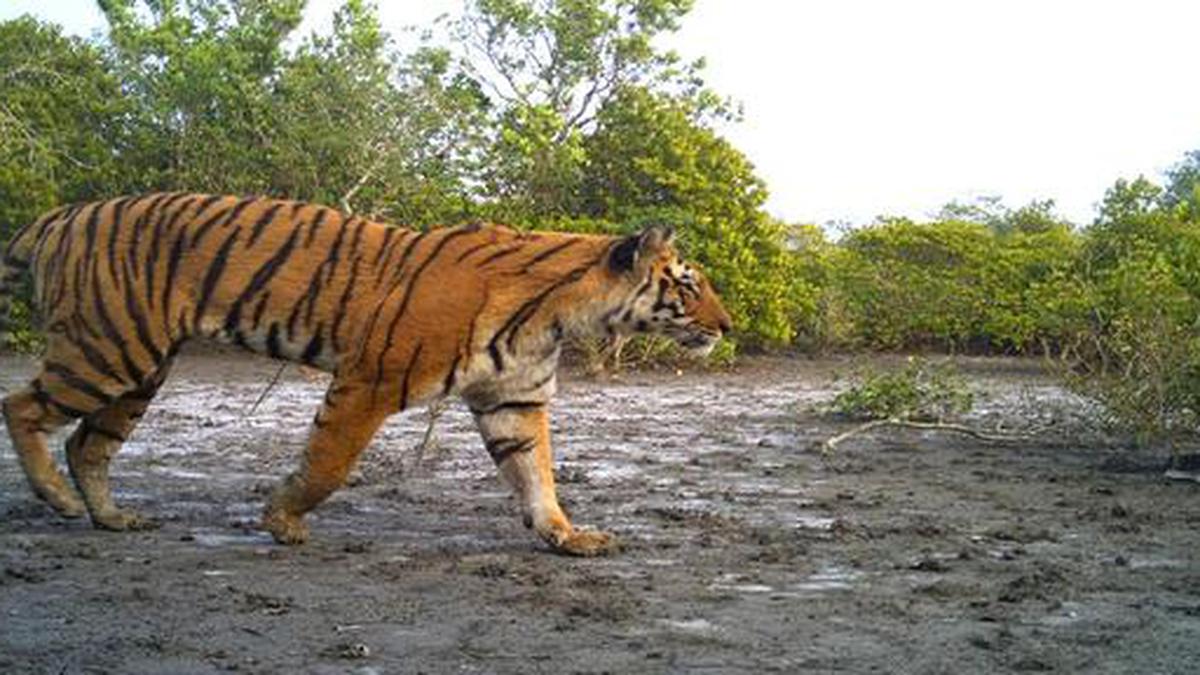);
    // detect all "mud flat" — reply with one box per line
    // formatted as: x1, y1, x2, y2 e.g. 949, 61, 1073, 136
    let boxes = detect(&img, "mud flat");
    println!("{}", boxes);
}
2, 350, 1198, 673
